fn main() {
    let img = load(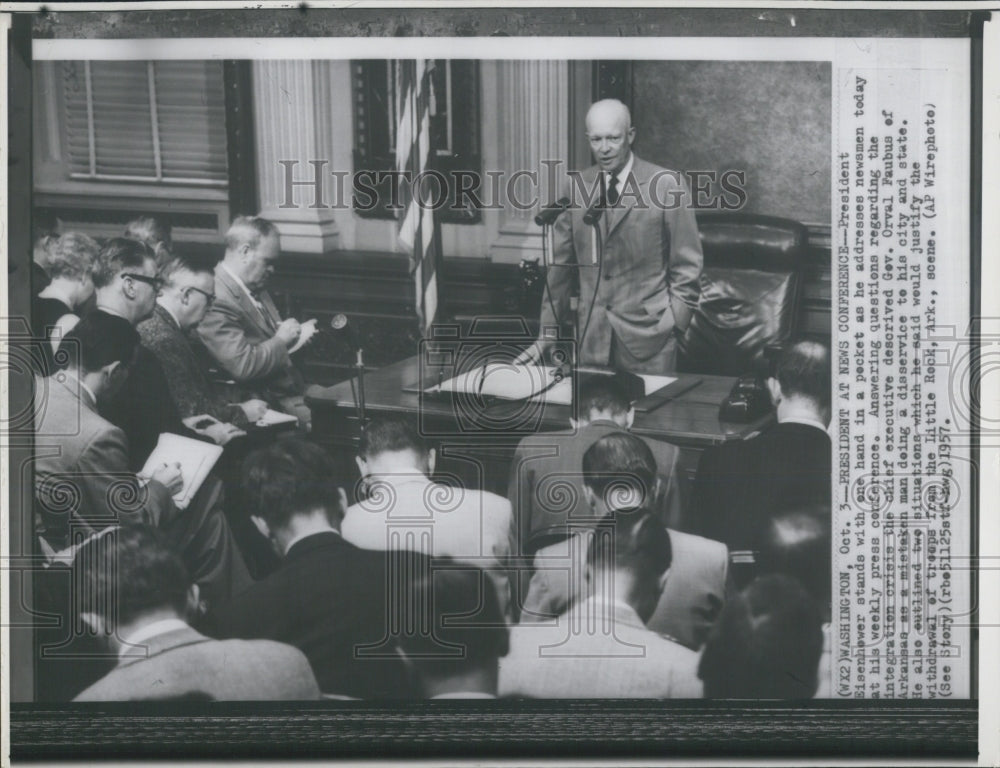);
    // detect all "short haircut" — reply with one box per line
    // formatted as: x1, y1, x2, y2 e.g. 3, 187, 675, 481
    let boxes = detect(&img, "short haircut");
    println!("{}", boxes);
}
159, 249, 220, 283
73, 524, 190, 626
33, 208, 60, 242
225, 215, 278, 254
59, 310, 140, 374
44, 232, 101, 280
397, 560, 509, 679
775, 340, 831, 411
582, 432, 657, 511
576, 375, 631, 419
756, 506, 831, 611
241, 438, 345, 531
92, 237, 156, 288
124, 216, 172, 248
586, 508, 672, 581
698, 574, 824, 699
359, 415, 429, 460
